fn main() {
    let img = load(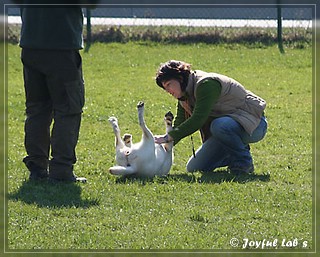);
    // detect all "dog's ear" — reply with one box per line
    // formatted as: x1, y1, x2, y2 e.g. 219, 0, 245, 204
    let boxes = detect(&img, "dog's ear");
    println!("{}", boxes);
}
123, 134, 132, 146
